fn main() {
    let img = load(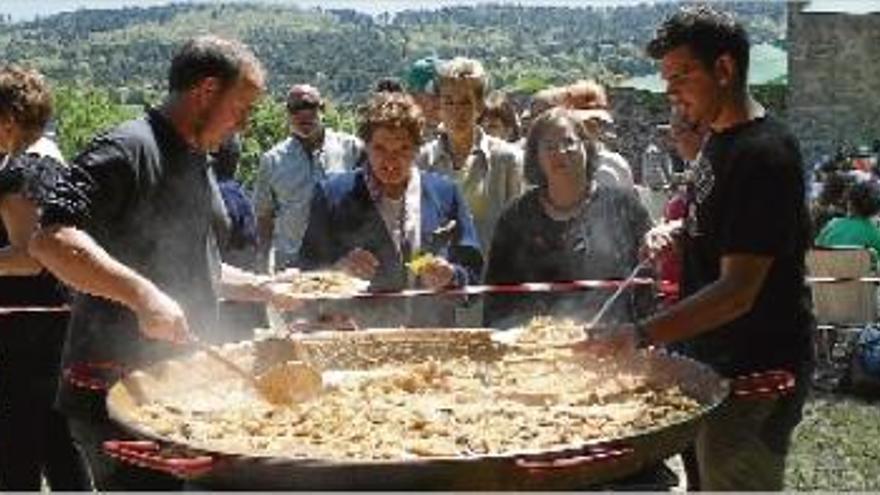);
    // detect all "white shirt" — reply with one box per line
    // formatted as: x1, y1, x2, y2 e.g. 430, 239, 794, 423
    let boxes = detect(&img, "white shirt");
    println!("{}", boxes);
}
373, 166, 423, 259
